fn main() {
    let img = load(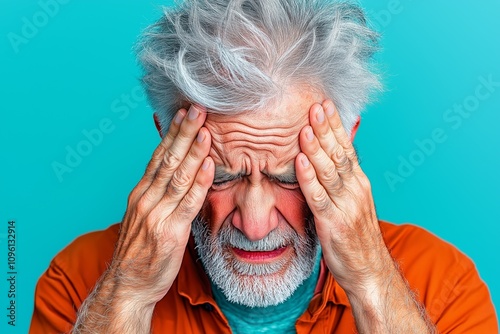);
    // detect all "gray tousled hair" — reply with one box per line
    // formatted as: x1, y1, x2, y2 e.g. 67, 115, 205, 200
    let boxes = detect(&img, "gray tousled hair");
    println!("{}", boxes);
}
137, 0, 381, 136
